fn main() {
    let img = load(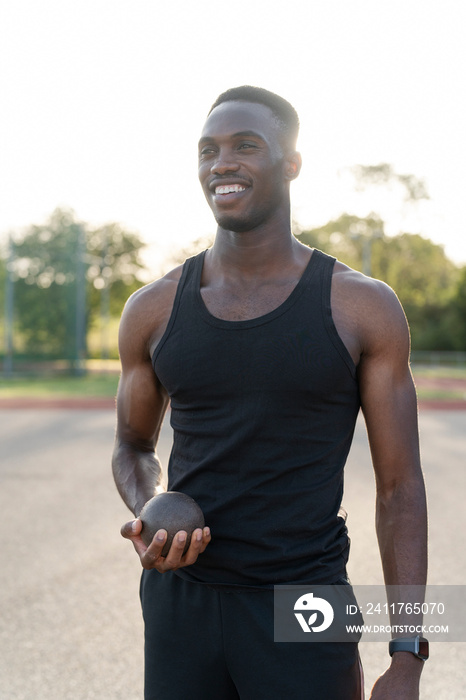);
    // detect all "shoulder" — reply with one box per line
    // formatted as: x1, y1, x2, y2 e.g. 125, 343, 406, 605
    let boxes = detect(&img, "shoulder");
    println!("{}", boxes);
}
331, 259, 410, 359
332, 260, 403, 313
119, 263, 184, 360
122, 264, 184, 323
